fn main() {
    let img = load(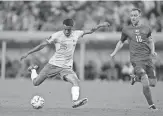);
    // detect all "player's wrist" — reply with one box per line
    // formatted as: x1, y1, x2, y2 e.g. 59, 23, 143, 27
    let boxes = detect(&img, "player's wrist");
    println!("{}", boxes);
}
111, 52, 116, 57
26, 52, 30, 56
101, 22, 110, 27
98, 23, 105, 27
